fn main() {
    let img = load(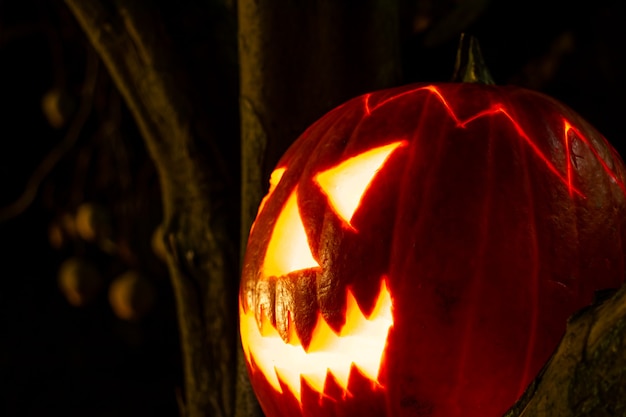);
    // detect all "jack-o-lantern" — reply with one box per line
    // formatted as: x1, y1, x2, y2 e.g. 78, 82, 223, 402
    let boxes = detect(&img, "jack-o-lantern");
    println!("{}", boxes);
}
239, 52, 626, 417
